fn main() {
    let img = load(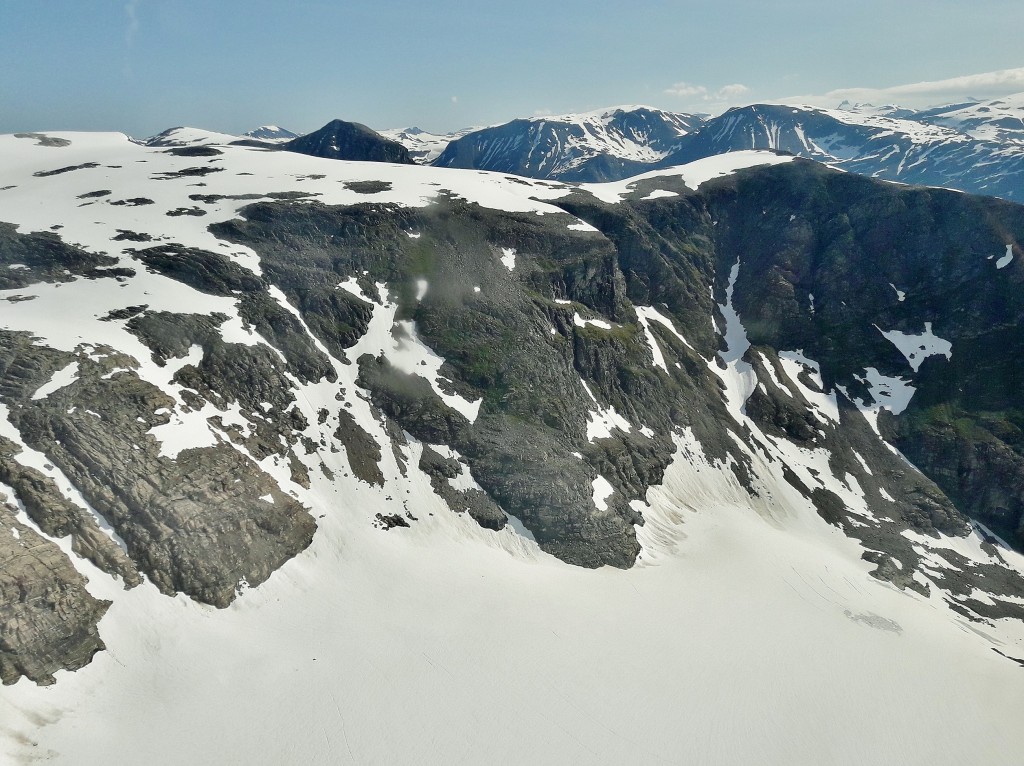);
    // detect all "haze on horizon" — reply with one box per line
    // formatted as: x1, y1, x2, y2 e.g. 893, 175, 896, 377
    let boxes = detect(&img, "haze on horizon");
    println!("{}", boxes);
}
2, 0, 1023, 138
